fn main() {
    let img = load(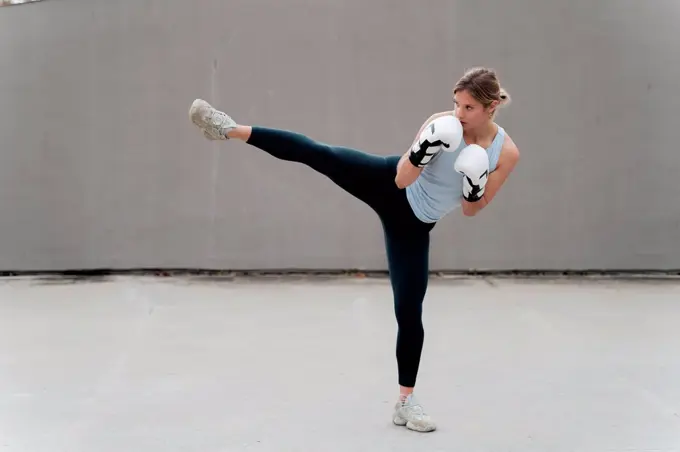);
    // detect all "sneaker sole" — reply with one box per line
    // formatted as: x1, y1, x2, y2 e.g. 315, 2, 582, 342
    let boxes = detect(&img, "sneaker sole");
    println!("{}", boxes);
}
393, 416, 436, 432
189, 99, 209, 128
